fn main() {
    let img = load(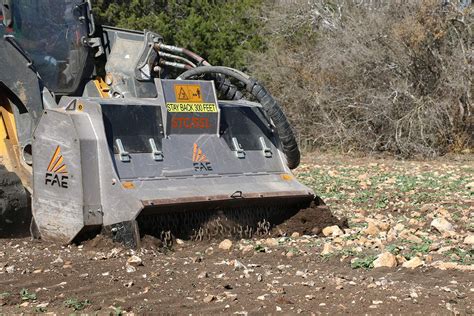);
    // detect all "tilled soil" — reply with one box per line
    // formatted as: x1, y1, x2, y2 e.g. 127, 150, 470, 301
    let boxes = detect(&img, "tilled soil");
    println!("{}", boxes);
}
0, 153, 473, 314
